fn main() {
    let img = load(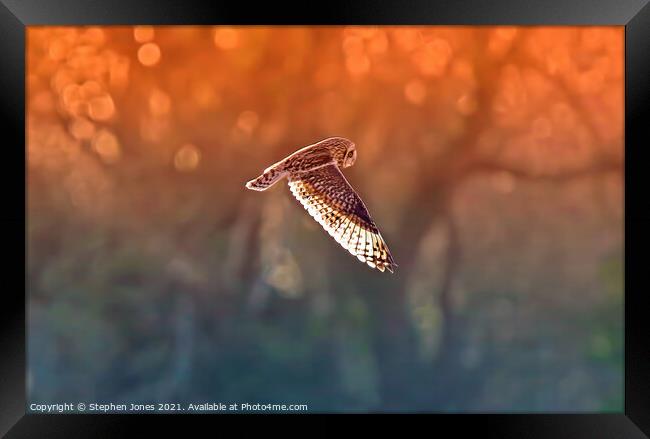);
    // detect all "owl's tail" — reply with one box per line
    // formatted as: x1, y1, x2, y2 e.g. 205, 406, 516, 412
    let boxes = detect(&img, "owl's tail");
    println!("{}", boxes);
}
245, 166, 286, 191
